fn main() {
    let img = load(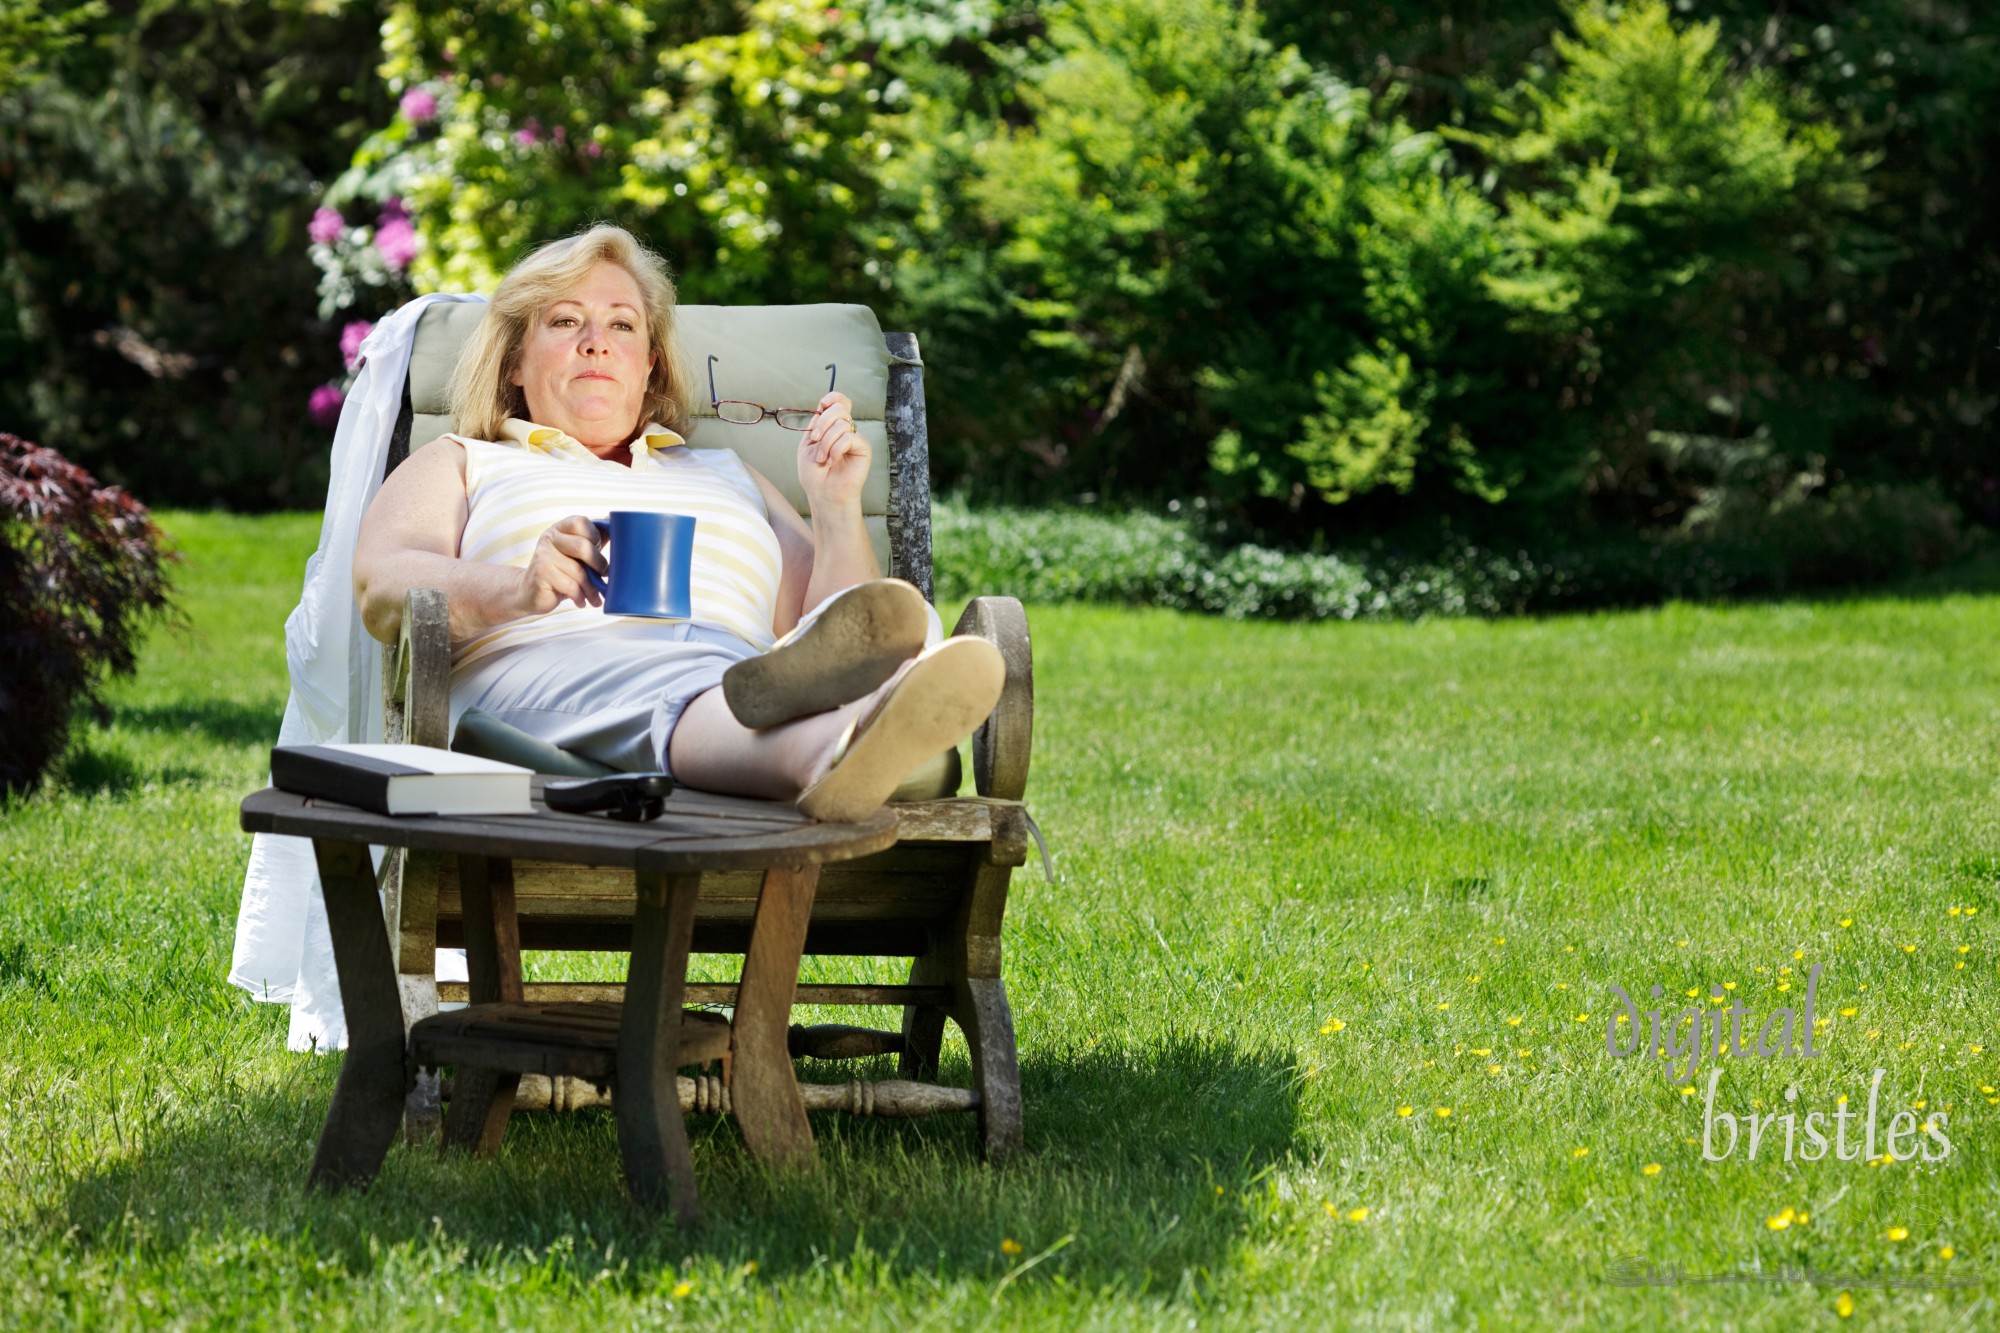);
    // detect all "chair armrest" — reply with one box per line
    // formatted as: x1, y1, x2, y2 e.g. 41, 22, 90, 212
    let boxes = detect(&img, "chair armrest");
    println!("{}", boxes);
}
953, 596, 1032, 800
387, 587, 451, 749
